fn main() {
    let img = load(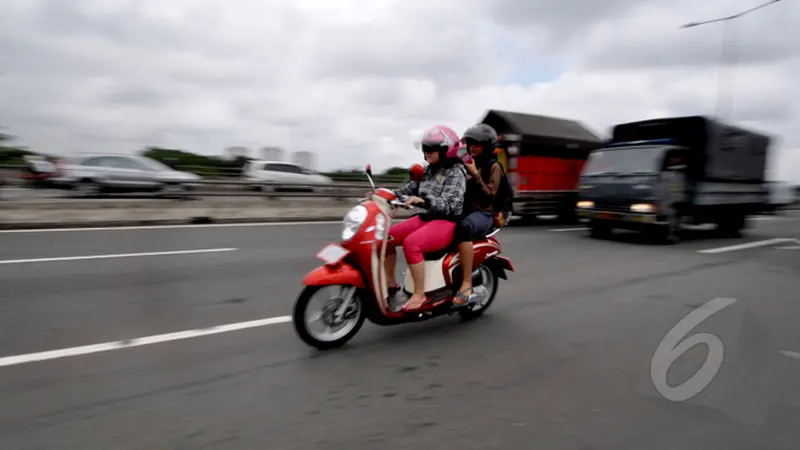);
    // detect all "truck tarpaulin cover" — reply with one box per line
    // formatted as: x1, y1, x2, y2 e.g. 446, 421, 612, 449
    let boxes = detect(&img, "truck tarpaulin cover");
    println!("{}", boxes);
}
611, 116, 770, 184
480, 109, 603, 158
